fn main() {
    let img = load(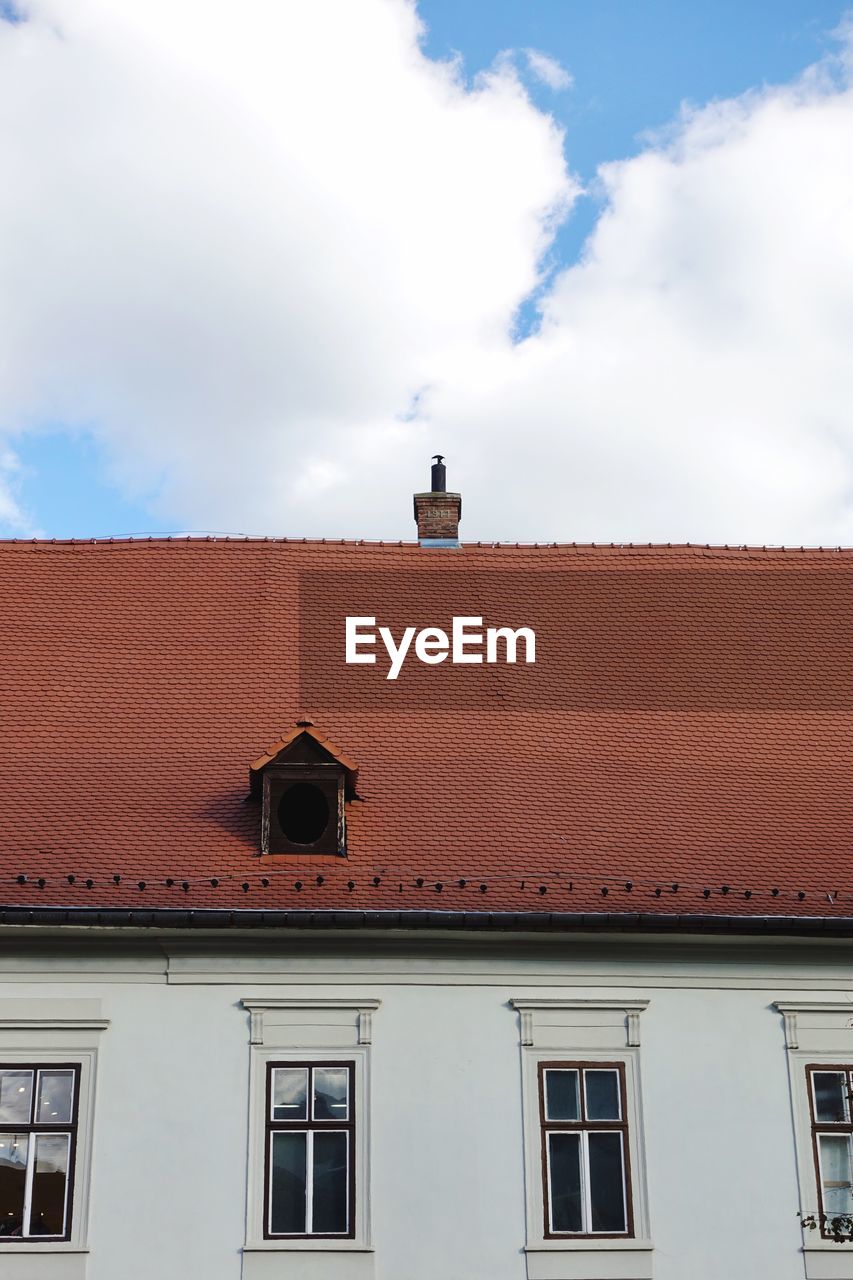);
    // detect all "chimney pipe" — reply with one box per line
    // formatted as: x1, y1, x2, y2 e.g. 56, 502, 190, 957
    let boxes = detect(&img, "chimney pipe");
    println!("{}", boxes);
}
413, 456, 462, 547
